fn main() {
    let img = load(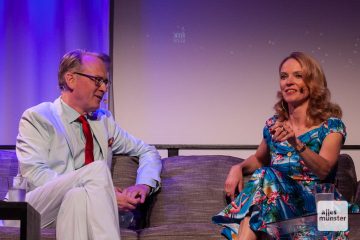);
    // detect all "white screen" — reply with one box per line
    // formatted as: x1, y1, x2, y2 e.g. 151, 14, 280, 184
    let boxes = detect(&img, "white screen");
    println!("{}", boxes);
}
112, 0, 360, 147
